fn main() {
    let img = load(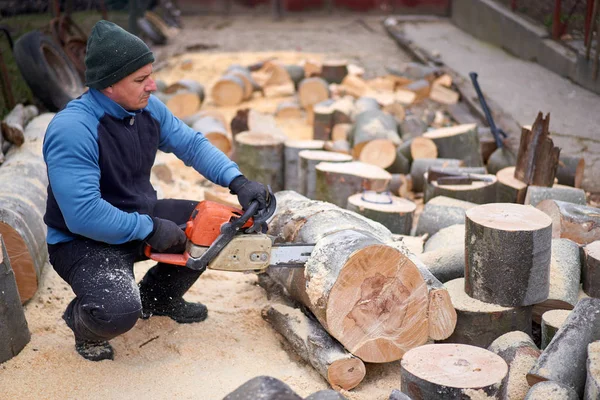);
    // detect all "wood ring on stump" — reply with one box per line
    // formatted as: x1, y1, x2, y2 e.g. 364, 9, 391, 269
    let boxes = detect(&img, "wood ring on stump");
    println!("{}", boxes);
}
358, 138, 398, 169
298, 77, 330, 109
346, 192, 416, 235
